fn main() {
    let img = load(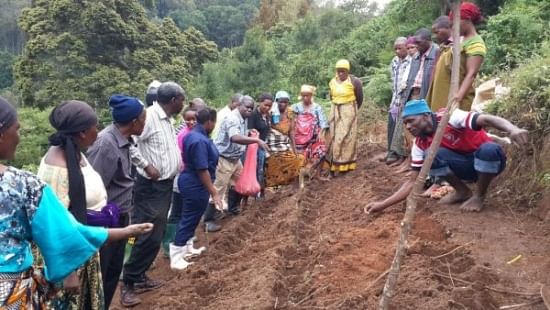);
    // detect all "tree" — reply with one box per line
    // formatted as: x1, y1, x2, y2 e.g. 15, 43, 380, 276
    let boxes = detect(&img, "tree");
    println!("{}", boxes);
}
169, 9, 208, 34
204, 5, 247, 48
233, 29, 279, 95
15, 0, 217, 108
0, 0, 30, 54
0, 51, 15, 89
